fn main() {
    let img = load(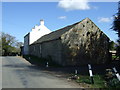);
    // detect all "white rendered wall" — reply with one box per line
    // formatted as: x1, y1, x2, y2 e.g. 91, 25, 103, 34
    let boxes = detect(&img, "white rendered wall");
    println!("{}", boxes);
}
24, 20, 51, 55
29, 20, 51, 44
